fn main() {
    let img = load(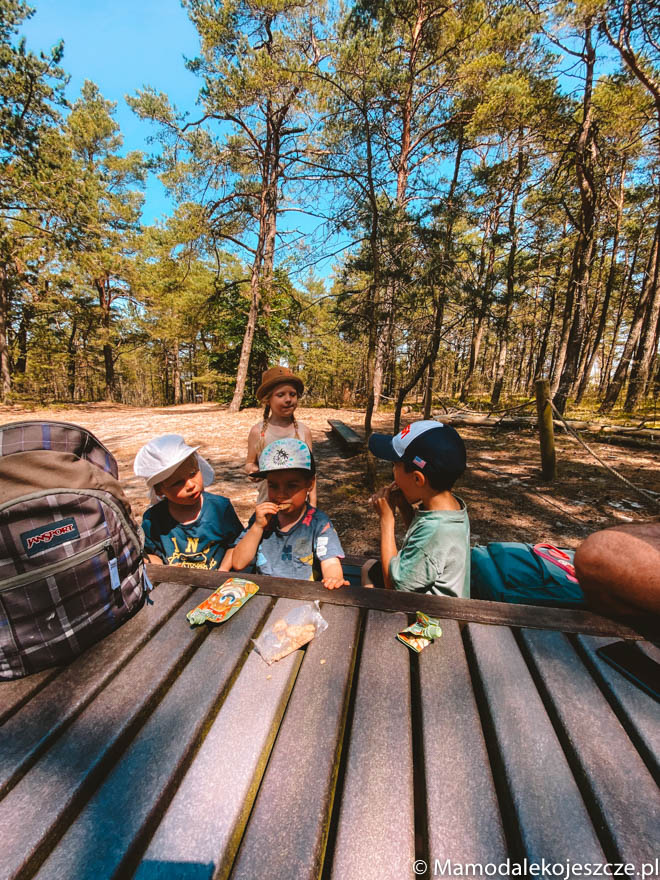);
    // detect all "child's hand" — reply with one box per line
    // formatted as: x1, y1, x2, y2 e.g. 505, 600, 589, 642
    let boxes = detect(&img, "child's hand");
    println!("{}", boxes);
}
386, 481, 407, 509
322, 574, 349, 590
369, 486, 396, 520
254, 502, 279, 528
320, 558, 349, 590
